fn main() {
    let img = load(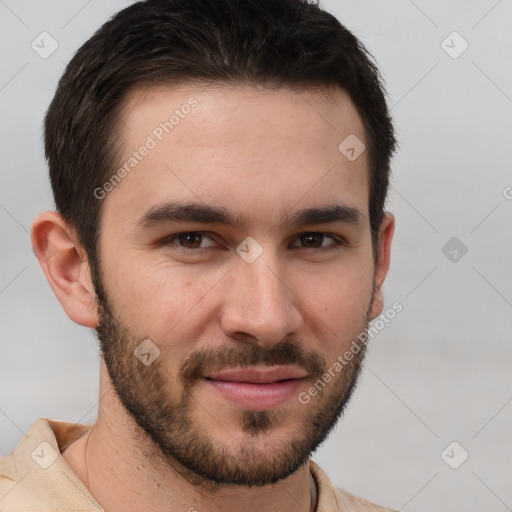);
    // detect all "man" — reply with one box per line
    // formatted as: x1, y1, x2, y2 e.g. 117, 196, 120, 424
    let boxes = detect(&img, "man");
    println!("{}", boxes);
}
0, 0, 397, 510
